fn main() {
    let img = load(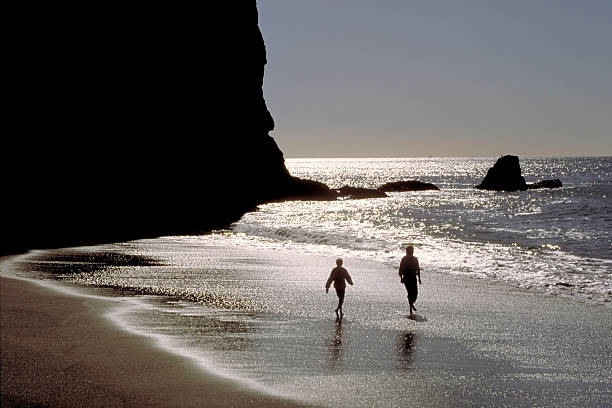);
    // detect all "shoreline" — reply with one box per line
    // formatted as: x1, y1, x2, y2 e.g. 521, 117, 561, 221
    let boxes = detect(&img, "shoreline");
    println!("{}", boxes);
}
3, 242, 612, 407
0, 255, 314, 408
